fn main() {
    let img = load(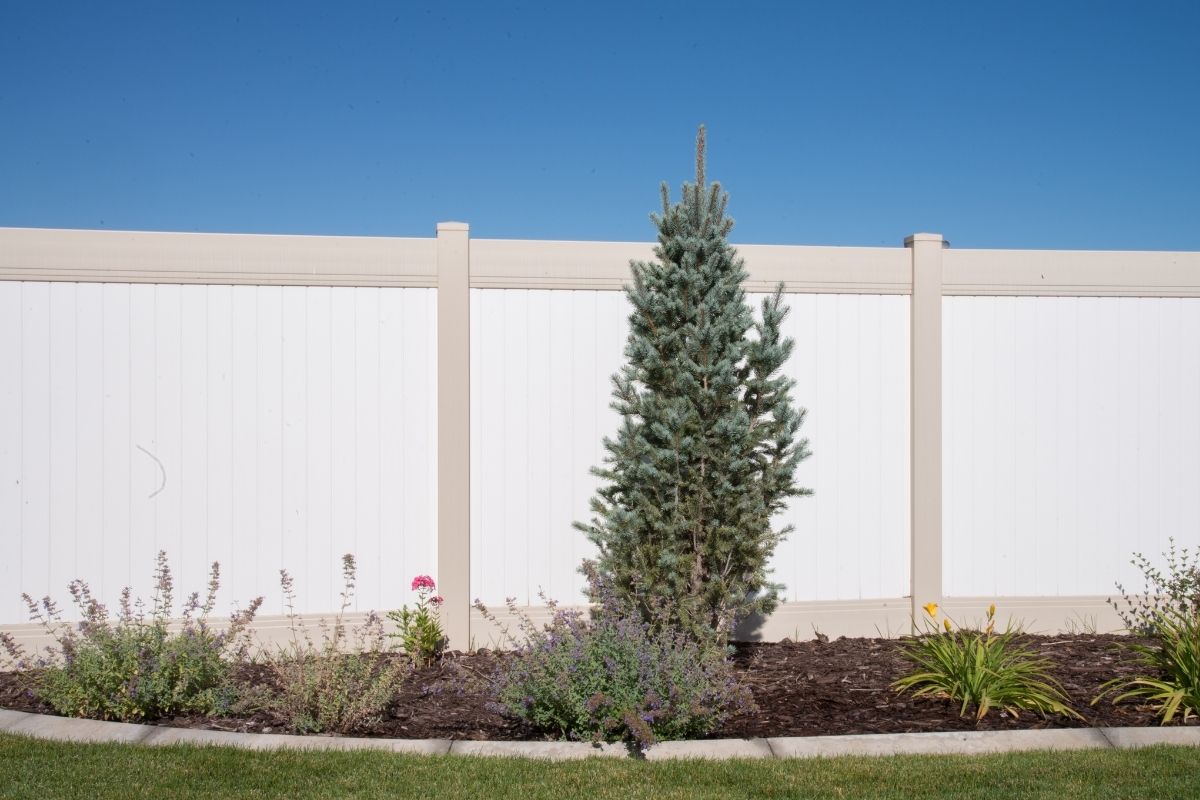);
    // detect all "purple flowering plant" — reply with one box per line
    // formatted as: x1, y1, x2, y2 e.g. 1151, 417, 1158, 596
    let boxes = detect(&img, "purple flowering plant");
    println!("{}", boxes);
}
0, 551, 262, 722
268, 554, 409, 734
473, 561, 753, 750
